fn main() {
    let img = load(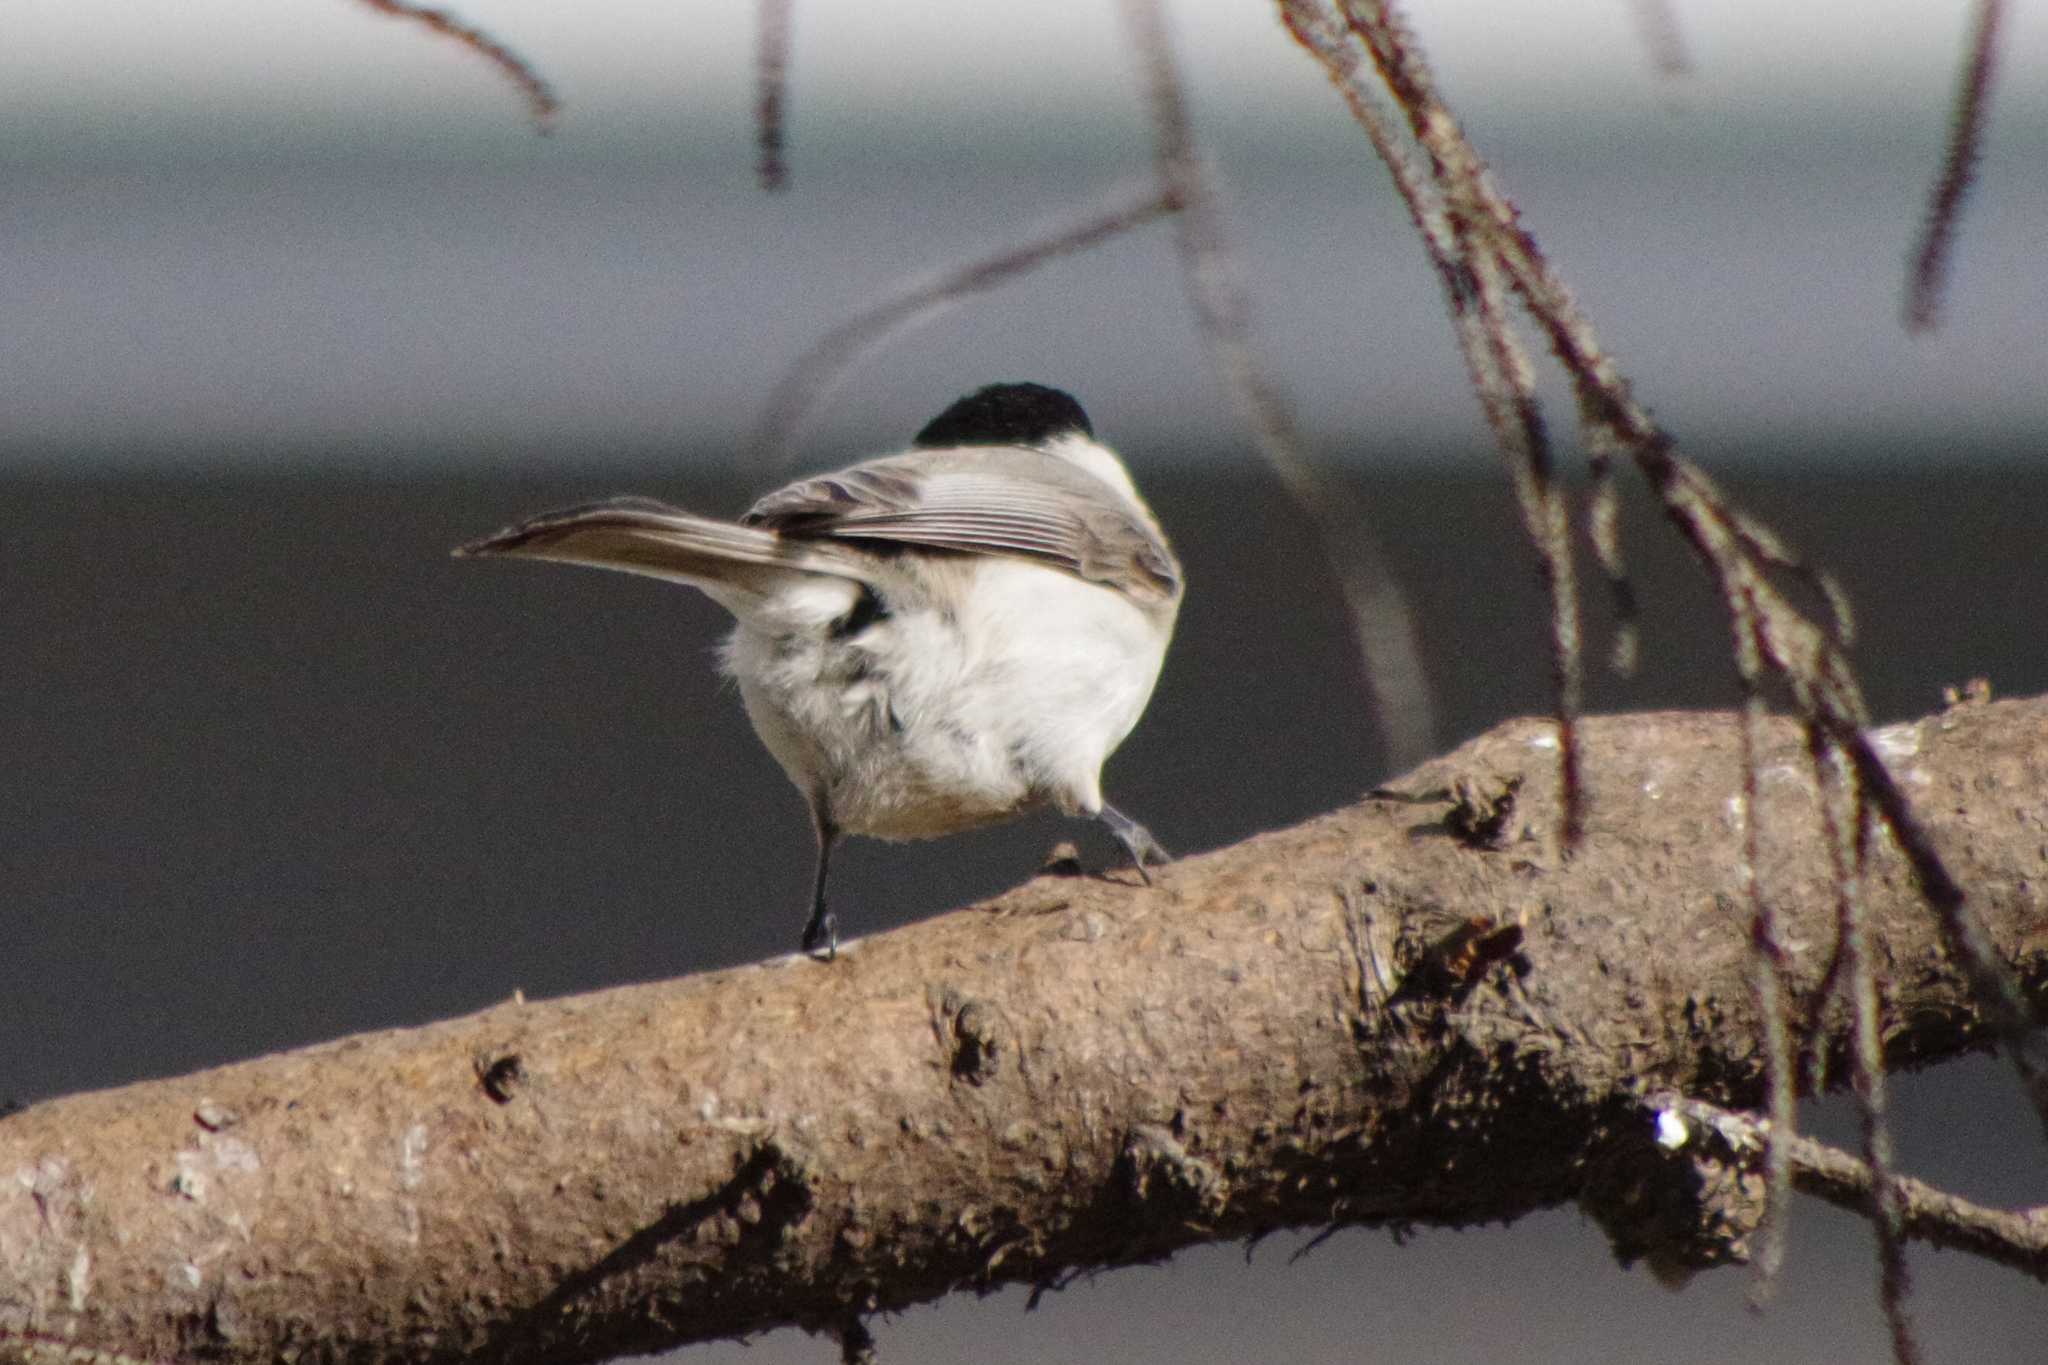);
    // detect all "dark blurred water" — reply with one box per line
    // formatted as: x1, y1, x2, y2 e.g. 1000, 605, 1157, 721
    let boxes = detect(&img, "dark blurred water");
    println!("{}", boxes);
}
3, 449, 2044, 1363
